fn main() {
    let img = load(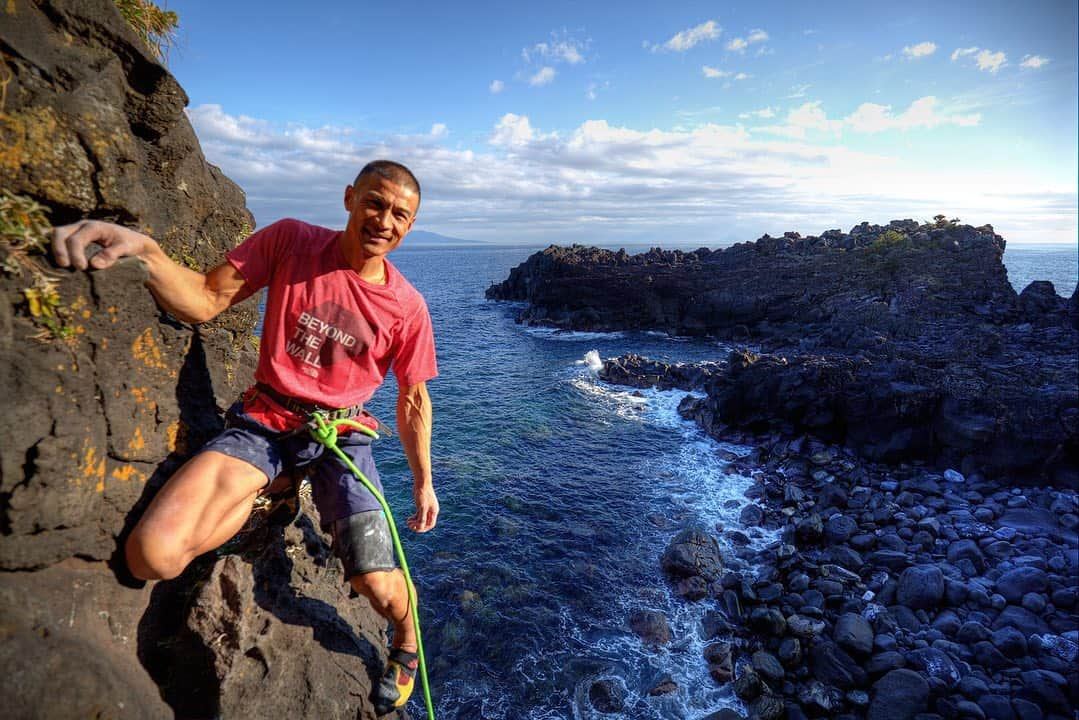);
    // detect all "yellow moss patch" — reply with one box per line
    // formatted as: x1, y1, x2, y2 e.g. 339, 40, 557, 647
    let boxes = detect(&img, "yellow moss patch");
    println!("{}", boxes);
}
0, 107, 95, 210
